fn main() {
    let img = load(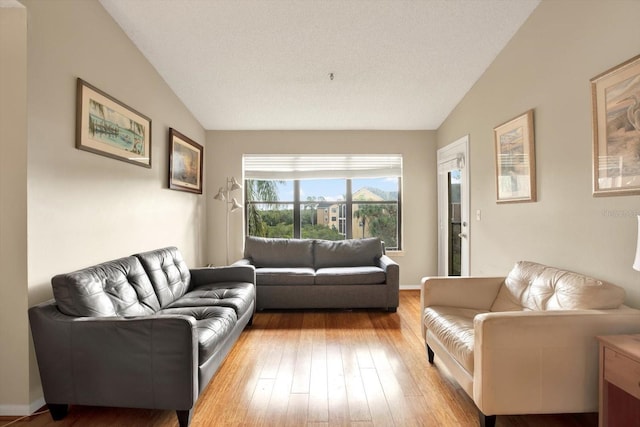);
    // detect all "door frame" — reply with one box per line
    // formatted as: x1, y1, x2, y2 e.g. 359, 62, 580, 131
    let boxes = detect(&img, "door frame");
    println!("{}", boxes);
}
437, 135, 470, 276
